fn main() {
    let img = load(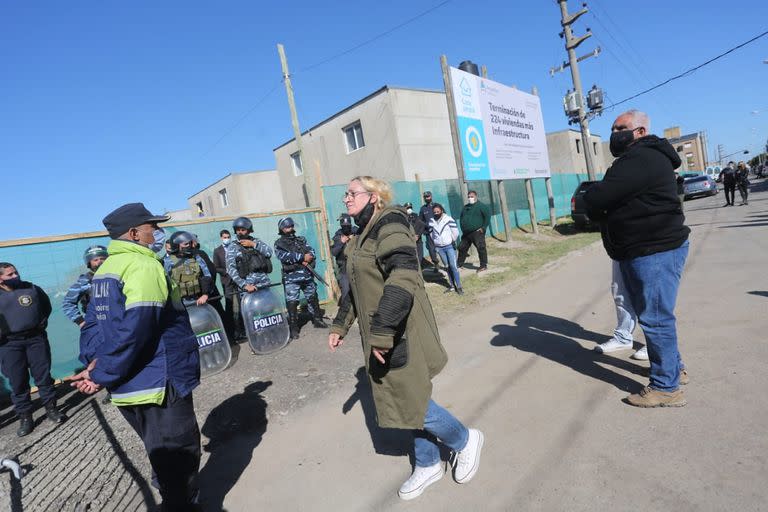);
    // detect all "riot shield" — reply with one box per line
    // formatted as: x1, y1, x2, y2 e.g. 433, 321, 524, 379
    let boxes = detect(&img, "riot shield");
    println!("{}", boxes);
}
186, 303, 232, 378
241, 288, 290, 355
